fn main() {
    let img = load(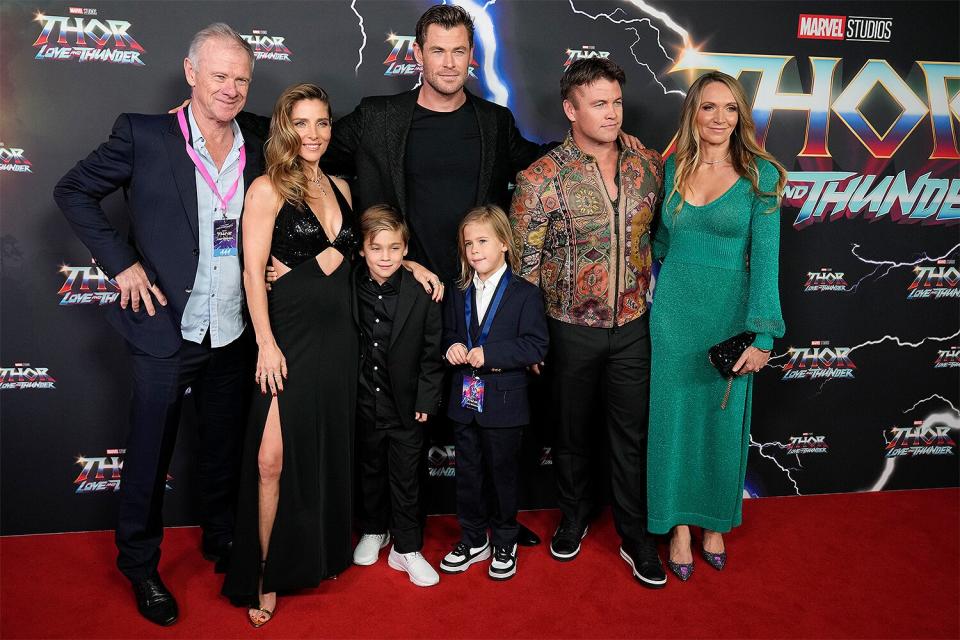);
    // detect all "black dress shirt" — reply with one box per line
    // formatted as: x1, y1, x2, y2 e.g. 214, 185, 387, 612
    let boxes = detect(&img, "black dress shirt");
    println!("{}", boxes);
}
357, 267, 403, 427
